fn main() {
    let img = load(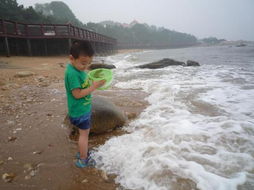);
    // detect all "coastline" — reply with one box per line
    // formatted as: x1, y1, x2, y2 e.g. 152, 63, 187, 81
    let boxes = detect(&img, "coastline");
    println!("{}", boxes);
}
116, 48, 146, 54
0, 56, 148, 189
